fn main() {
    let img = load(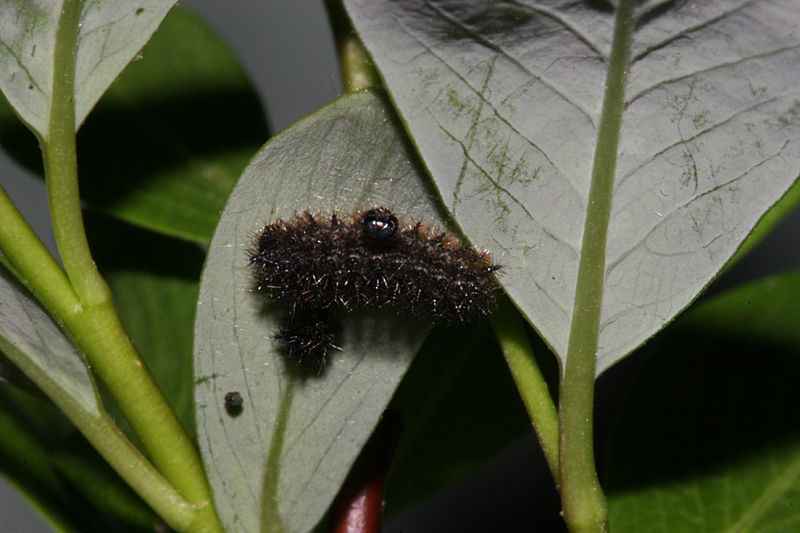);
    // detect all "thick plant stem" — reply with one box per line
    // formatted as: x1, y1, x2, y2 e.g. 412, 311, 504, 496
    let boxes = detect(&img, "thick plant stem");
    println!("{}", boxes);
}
18, 2, 225, 532
490, 298, 559, 482
0, 185, 80, 315
0, 187, 219, 533
559, 0, 634, 531
45, 0, 109, 307
324, 0, 381, 92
